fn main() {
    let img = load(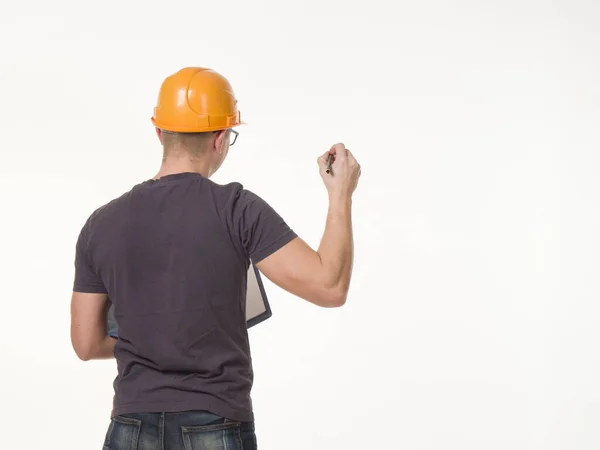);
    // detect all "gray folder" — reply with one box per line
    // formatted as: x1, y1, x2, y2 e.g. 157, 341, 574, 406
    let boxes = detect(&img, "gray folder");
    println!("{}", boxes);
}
107, 263, 271, 337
